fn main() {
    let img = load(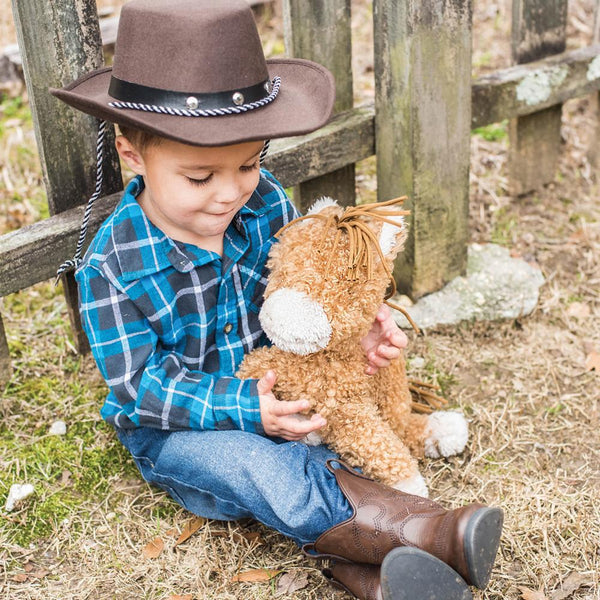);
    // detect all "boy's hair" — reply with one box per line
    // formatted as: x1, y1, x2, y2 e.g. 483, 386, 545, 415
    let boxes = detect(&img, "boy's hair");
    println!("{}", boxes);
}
118, 124, 163, 153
